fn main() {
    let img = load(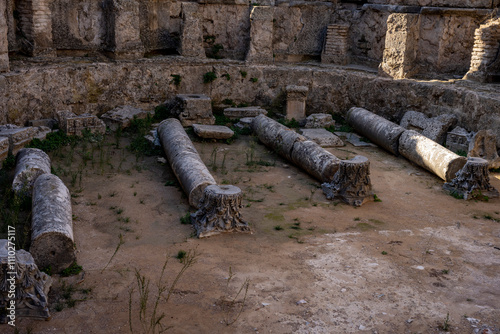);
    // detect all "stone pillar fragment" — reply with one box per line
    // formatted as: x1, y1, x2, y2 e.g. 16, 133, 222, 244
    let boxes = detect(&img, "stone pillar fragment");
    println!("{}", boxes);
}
16, 0, 55, 57
321, 24, 350, 65
31, 174, 76, 273
322, 156, 373, 207
286, 85, 308, 122
191, 185, 250, 238
379, 13, 419, 79
0, 0, 9, 72
158, 118, 216, 207
0, 240, 51, 323
464, 18, 500, 83
443, 157, 499, 200
246, 6, 274, 63
399, 130, 467, 182
468, 129, 500, 169
178, 2, 205, 58
105, 0, 145, 60
13, 148, 51, 195
252, 115, 340, 183
346, 107, 406, 156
